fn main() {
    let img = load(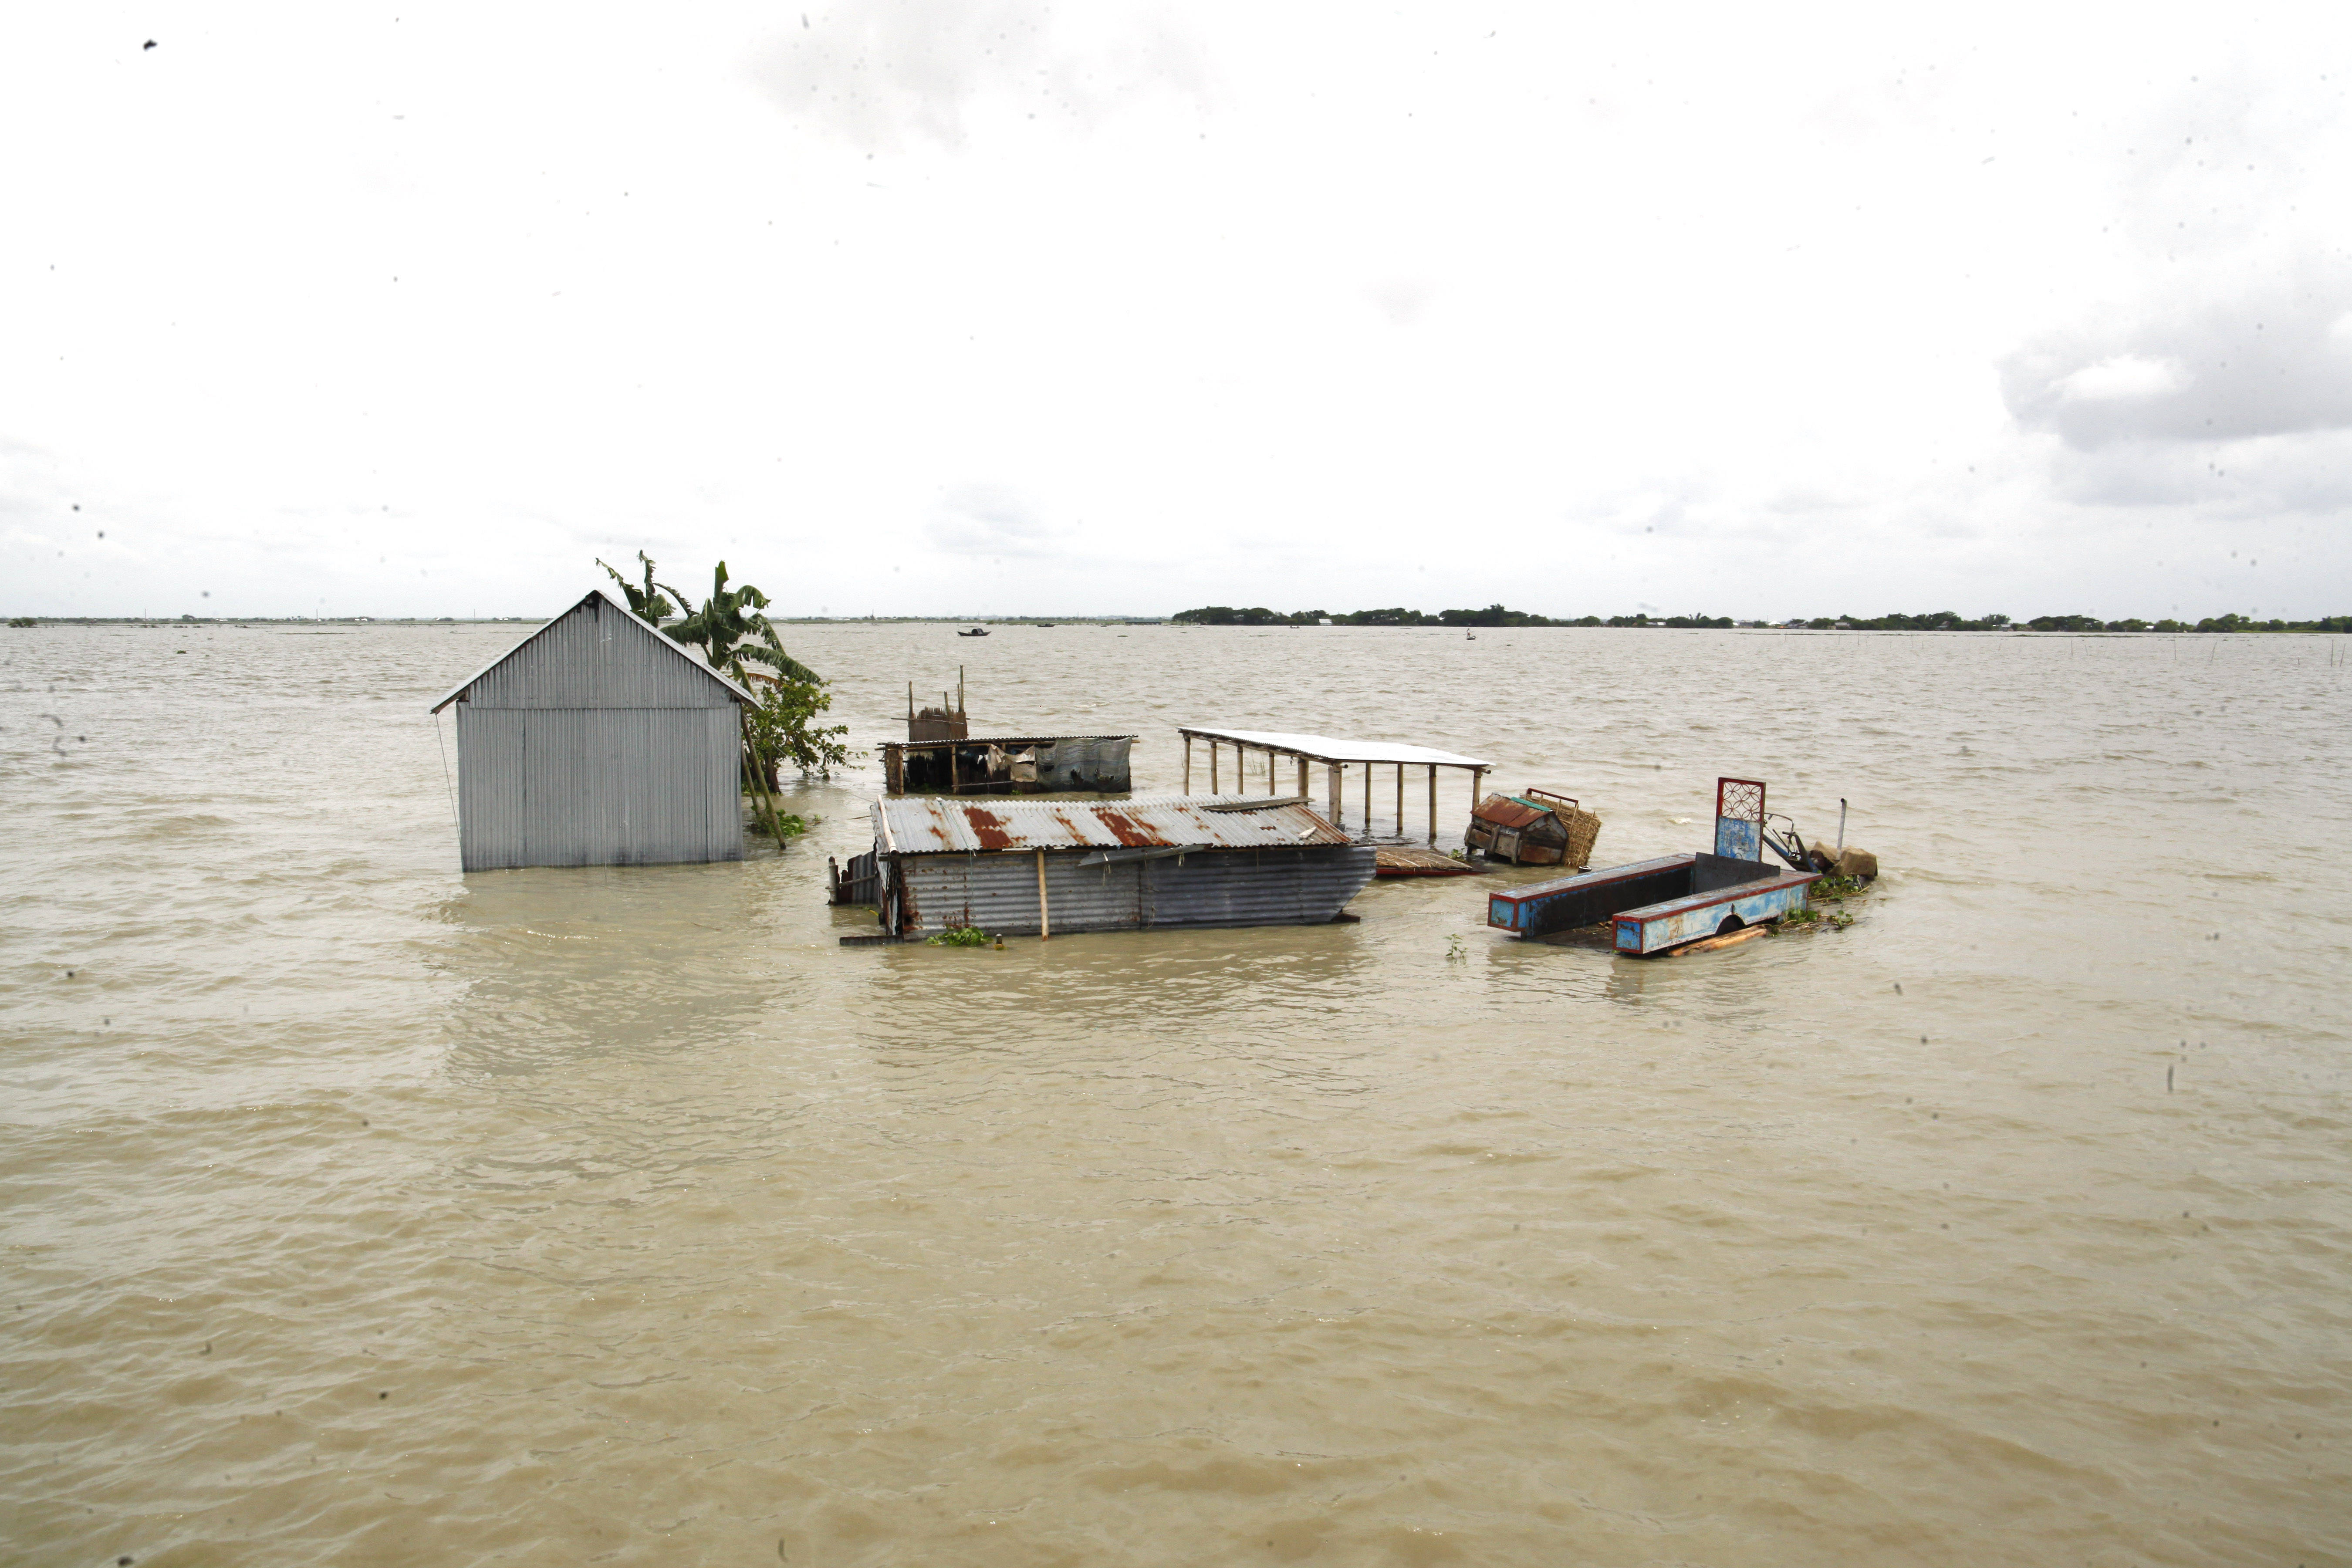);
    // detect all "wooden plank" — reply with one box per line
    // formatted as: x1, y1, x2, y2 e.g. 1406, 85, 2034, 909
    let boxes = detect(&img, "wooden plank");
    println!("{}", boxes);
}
1668, 924, 1770, 956
1375, 845, 1478, 877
